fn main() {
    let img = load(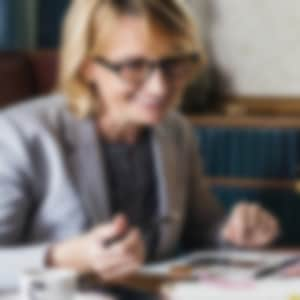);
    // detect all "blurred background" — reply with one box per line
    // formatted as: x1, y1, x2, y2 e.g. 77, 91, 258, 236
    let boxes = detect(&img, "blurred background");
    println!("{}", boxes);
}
1, 0, 300, 245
